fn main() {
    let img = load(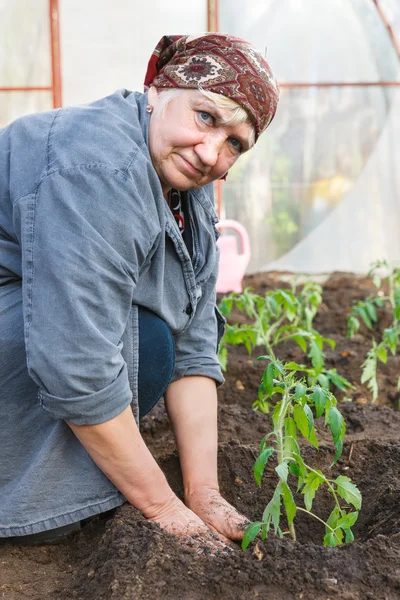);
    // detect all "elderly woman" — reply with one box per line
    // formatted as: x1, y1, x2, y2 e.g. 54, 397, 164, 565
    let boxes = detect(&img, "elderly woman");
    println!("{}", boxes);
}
0, 34, 278, 545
